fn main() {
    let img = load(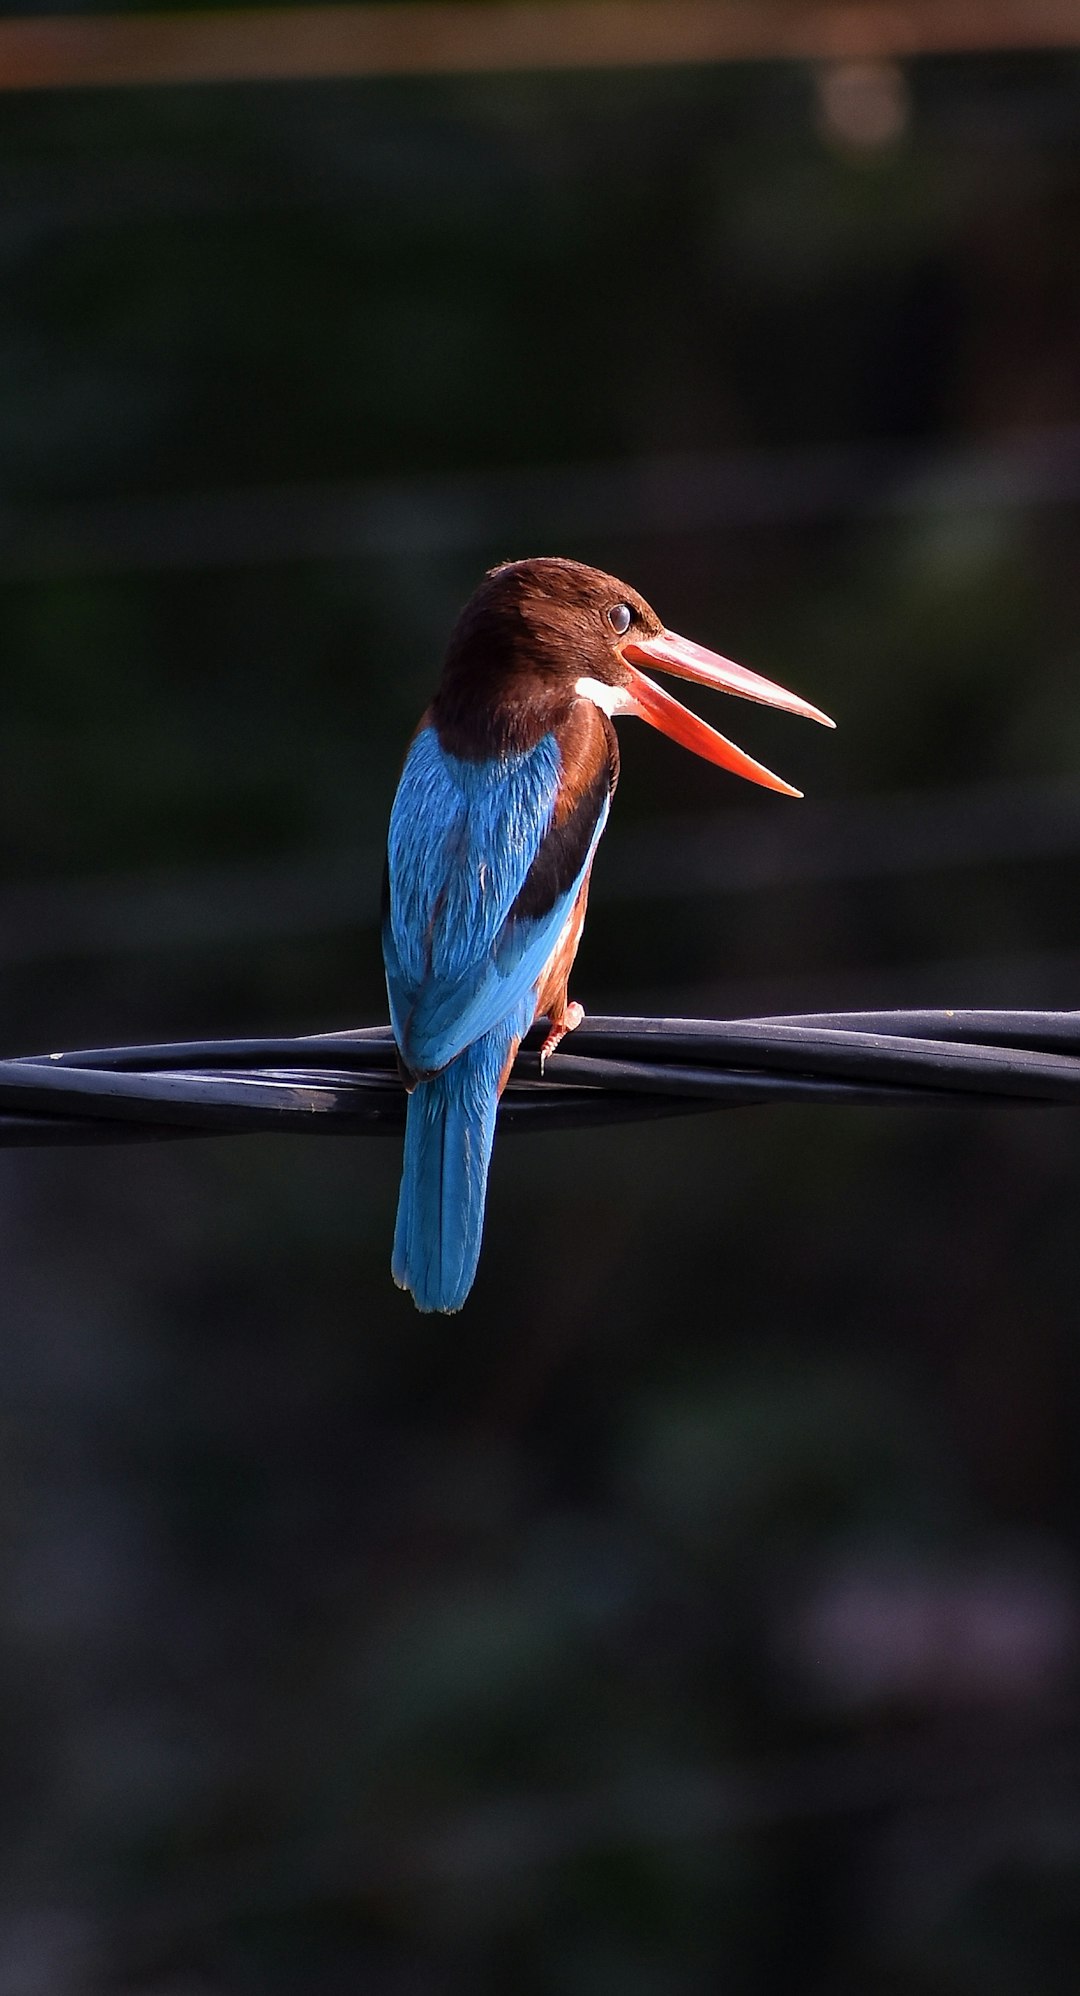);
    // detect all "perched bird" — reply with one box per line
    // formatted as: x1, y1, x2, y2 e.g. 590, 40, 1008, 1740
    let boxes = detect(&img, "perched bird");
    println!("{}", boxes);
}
382, 557, 832, 1312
